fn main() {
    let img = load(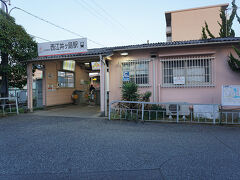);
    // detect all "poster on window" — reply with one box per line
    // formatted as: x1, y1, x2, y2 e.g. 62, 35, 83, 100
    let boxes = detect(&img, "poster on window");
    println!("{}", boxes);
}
173, 76, 185, 85
222, 85, 240, 106
122, 71, 130, 81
